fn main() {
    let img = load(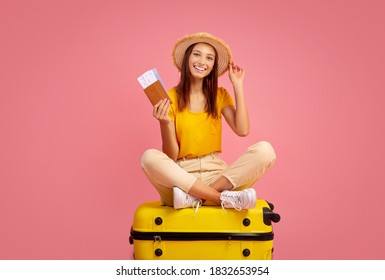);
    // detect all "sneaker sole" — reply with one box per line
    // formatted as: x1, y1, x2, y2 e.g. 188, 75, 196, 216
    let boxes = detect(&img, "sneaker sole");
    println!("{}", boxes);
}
243, 188, 257, 209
